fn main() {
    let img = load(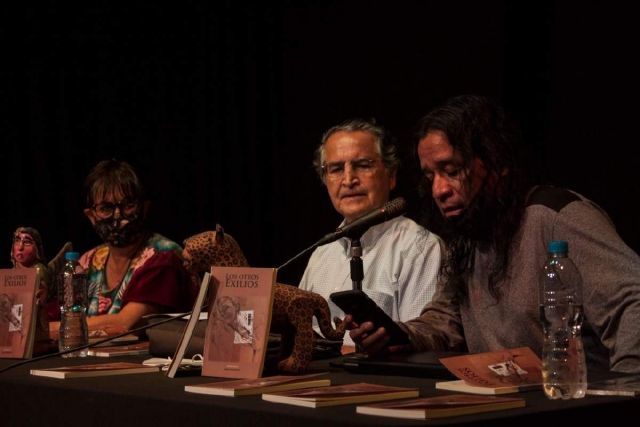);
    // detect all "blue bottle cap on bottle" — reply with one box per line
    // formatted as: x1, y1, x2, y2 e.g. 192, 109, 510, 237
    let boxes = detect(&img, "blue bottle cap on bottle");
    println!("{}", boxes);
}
548, 241, 568, 254
65, 252, 80, 260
